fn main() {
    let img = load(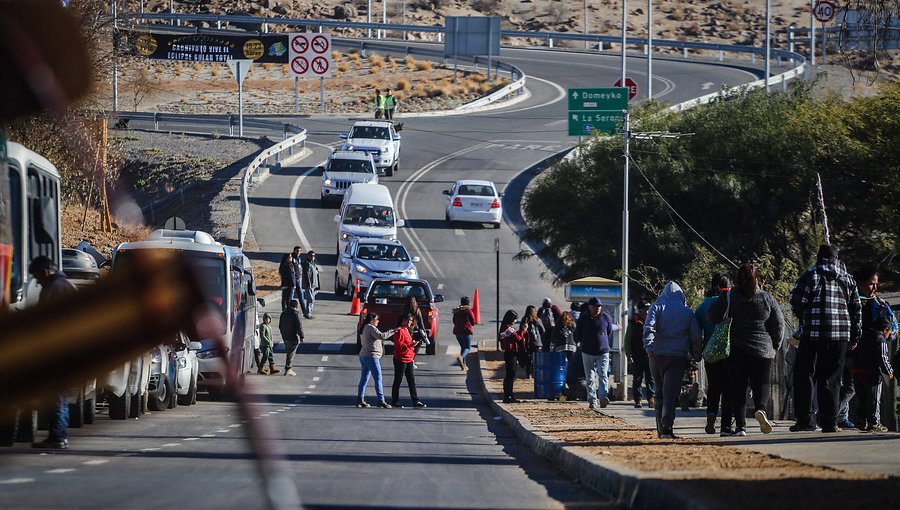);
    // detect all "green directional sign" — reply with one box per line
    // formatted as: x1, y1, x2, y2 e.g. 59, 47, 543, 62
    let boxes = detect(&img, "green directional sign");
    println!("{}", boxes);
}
567, 87, 629, 136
